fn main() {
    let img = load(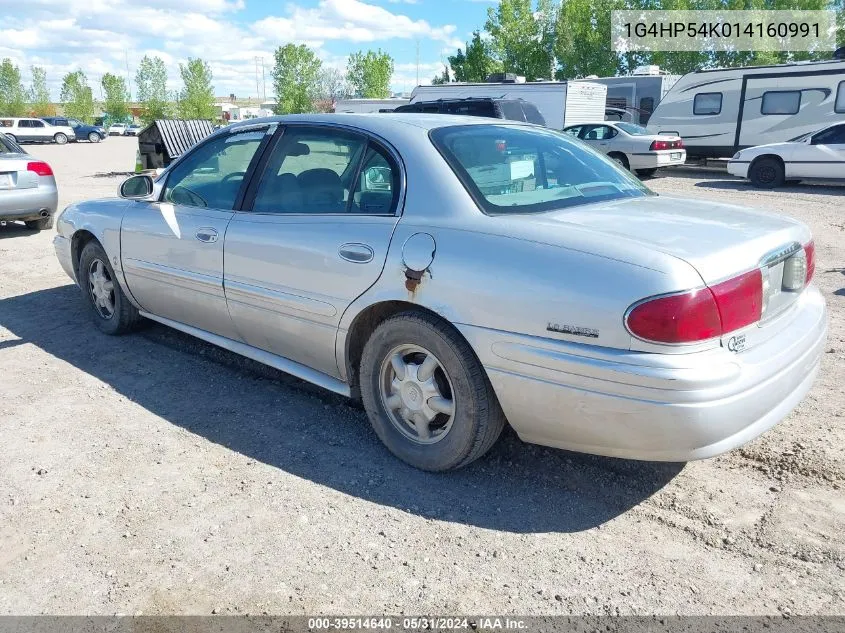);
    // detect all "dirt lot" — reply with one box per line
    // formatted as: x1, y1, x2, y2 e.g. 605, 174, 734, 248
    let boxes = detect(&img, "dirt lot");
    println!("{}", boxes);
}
1, 138, 843, 616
